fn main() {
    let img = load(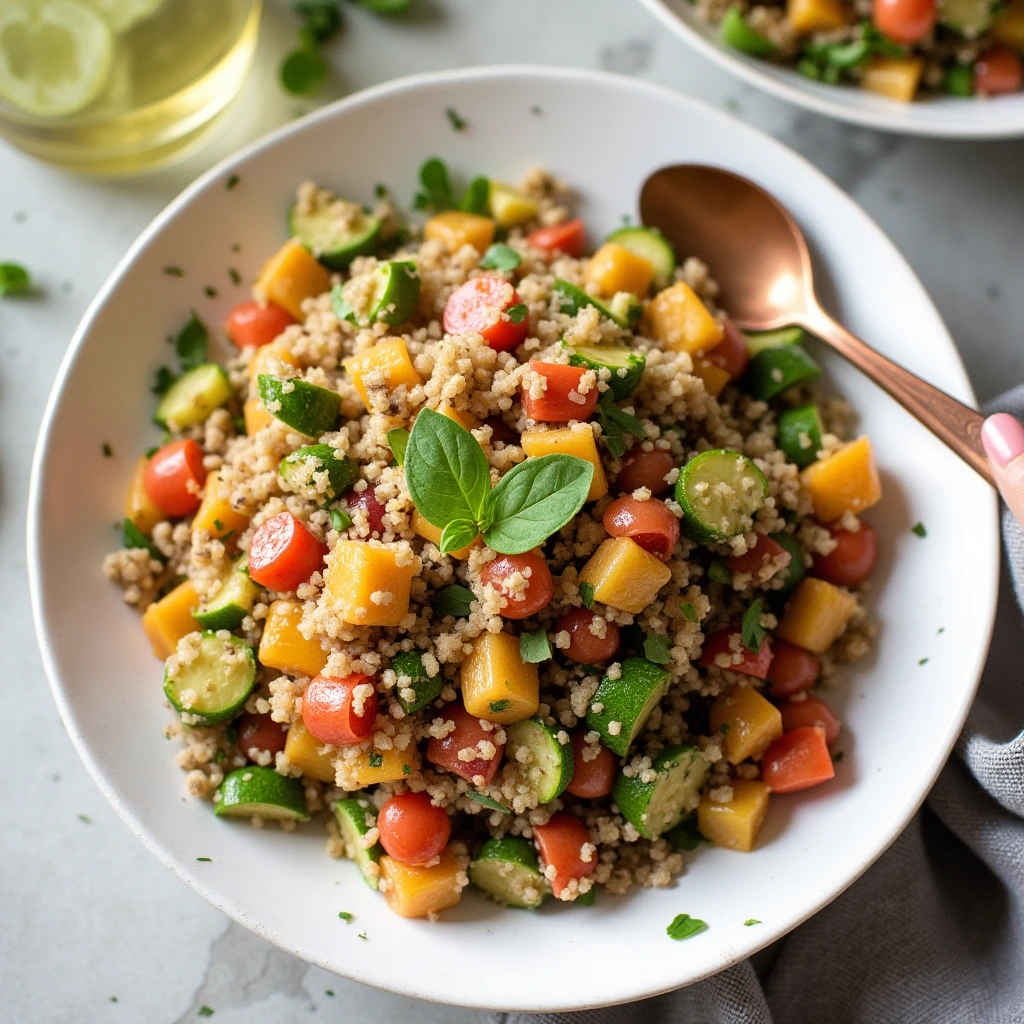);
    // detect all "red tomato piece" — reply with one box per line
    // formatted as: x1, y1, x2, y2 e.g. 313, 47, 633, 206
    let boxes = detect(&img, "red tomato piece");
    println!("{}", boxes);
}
602, 496, 680, 560
616, 448, 676, 496
761, 726, 835, 793
533, 812, 596, 899
705, 321, 750, 380
485, 416, 520, 447
346, 488, 388, 536
553, 608, 620, 664
225, 300, 295, 348
302, 673, 378, 747
479, 551, 554, 619
974, 46, 1024, 95
780, 695, 841, 746
812, 523, 877, 588
443, 276, 529, 353
426, 703, 505, 785
767, 640, 820, 700
377, 791, 451, 866
700, 626, 773, 679
144, 439, 207, 518
566, 733, 618, 798
521, 361, 599, 422
248, 511, 327, 592
236, 712, 289, 761
872, 0, 936, 44
526, 218, 587, 258
727, 534, 792, 582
